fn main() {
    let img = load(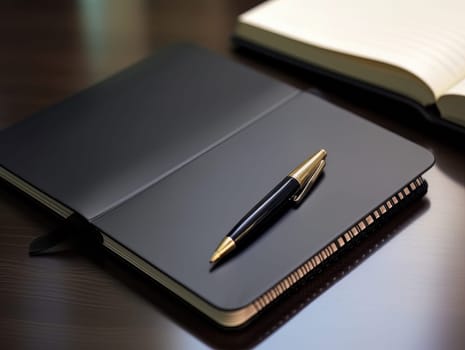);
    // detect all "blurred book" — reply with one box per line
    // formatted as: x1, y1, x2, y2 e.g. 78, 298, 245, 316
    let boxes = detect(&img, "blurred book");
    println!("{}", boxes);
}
234, 0, 465, 132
